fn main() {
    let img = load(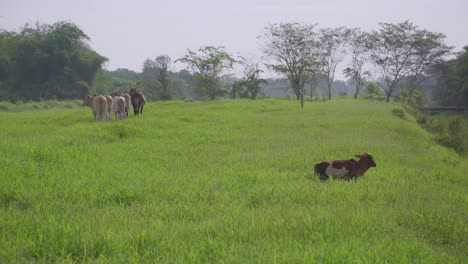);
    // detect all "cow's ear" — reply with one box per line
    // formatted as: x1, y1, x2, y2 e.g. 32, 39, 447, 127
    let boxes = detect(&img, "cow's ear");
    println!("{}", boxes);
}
355, 154, 363, 158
